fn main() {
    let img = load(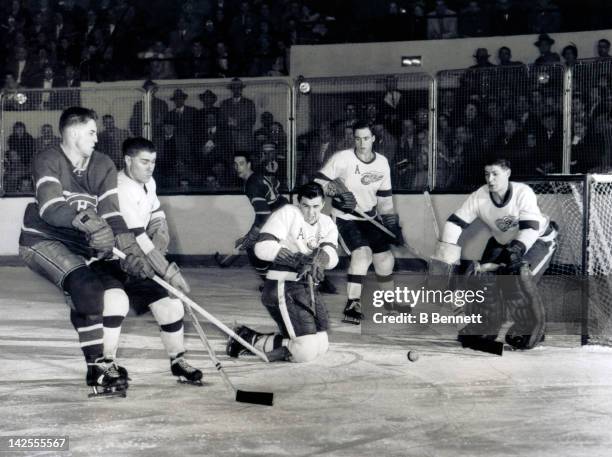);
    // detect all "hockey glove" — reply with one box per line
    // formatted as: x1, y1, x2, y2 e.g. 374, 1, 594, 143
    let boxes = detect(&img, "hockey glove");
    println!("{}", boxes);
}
274, 247, 313, 273
146, 217, 170, 254
115, 232, 155, 279
380, 213, 405, 246
326, 178, 357, 213
498, 240, 526, 275
146, 248, 190, 294
235, 226, 261, 250
309, 249, 330, 283
72, 208, 115, 258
